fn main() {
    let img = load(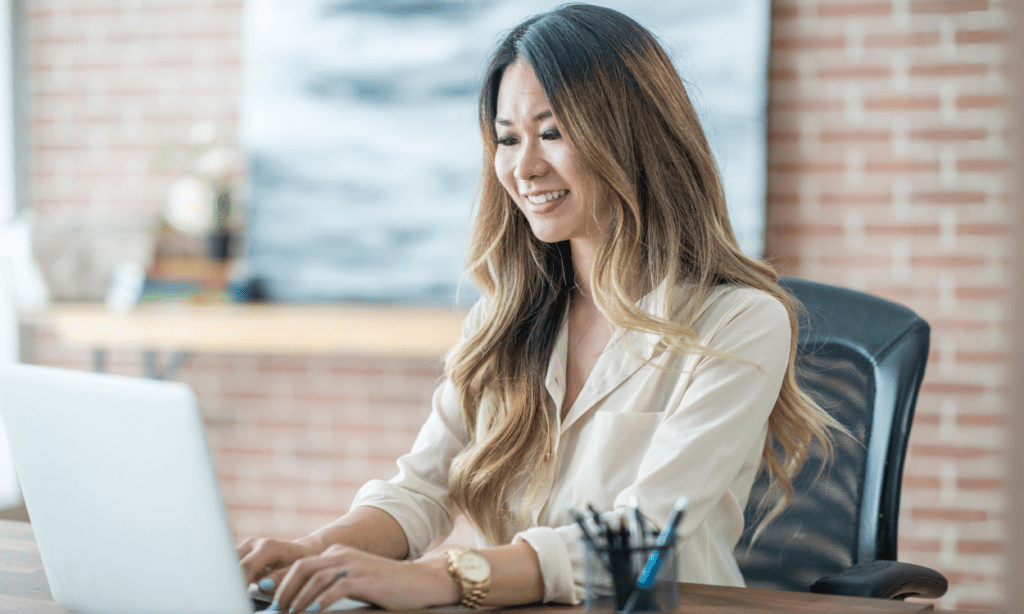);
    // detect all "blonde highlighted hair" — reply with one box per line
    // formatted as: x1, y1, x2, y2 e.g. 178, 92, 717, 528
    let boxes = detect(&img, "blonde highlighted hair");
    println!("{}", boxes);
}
446, 3, 840, 545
